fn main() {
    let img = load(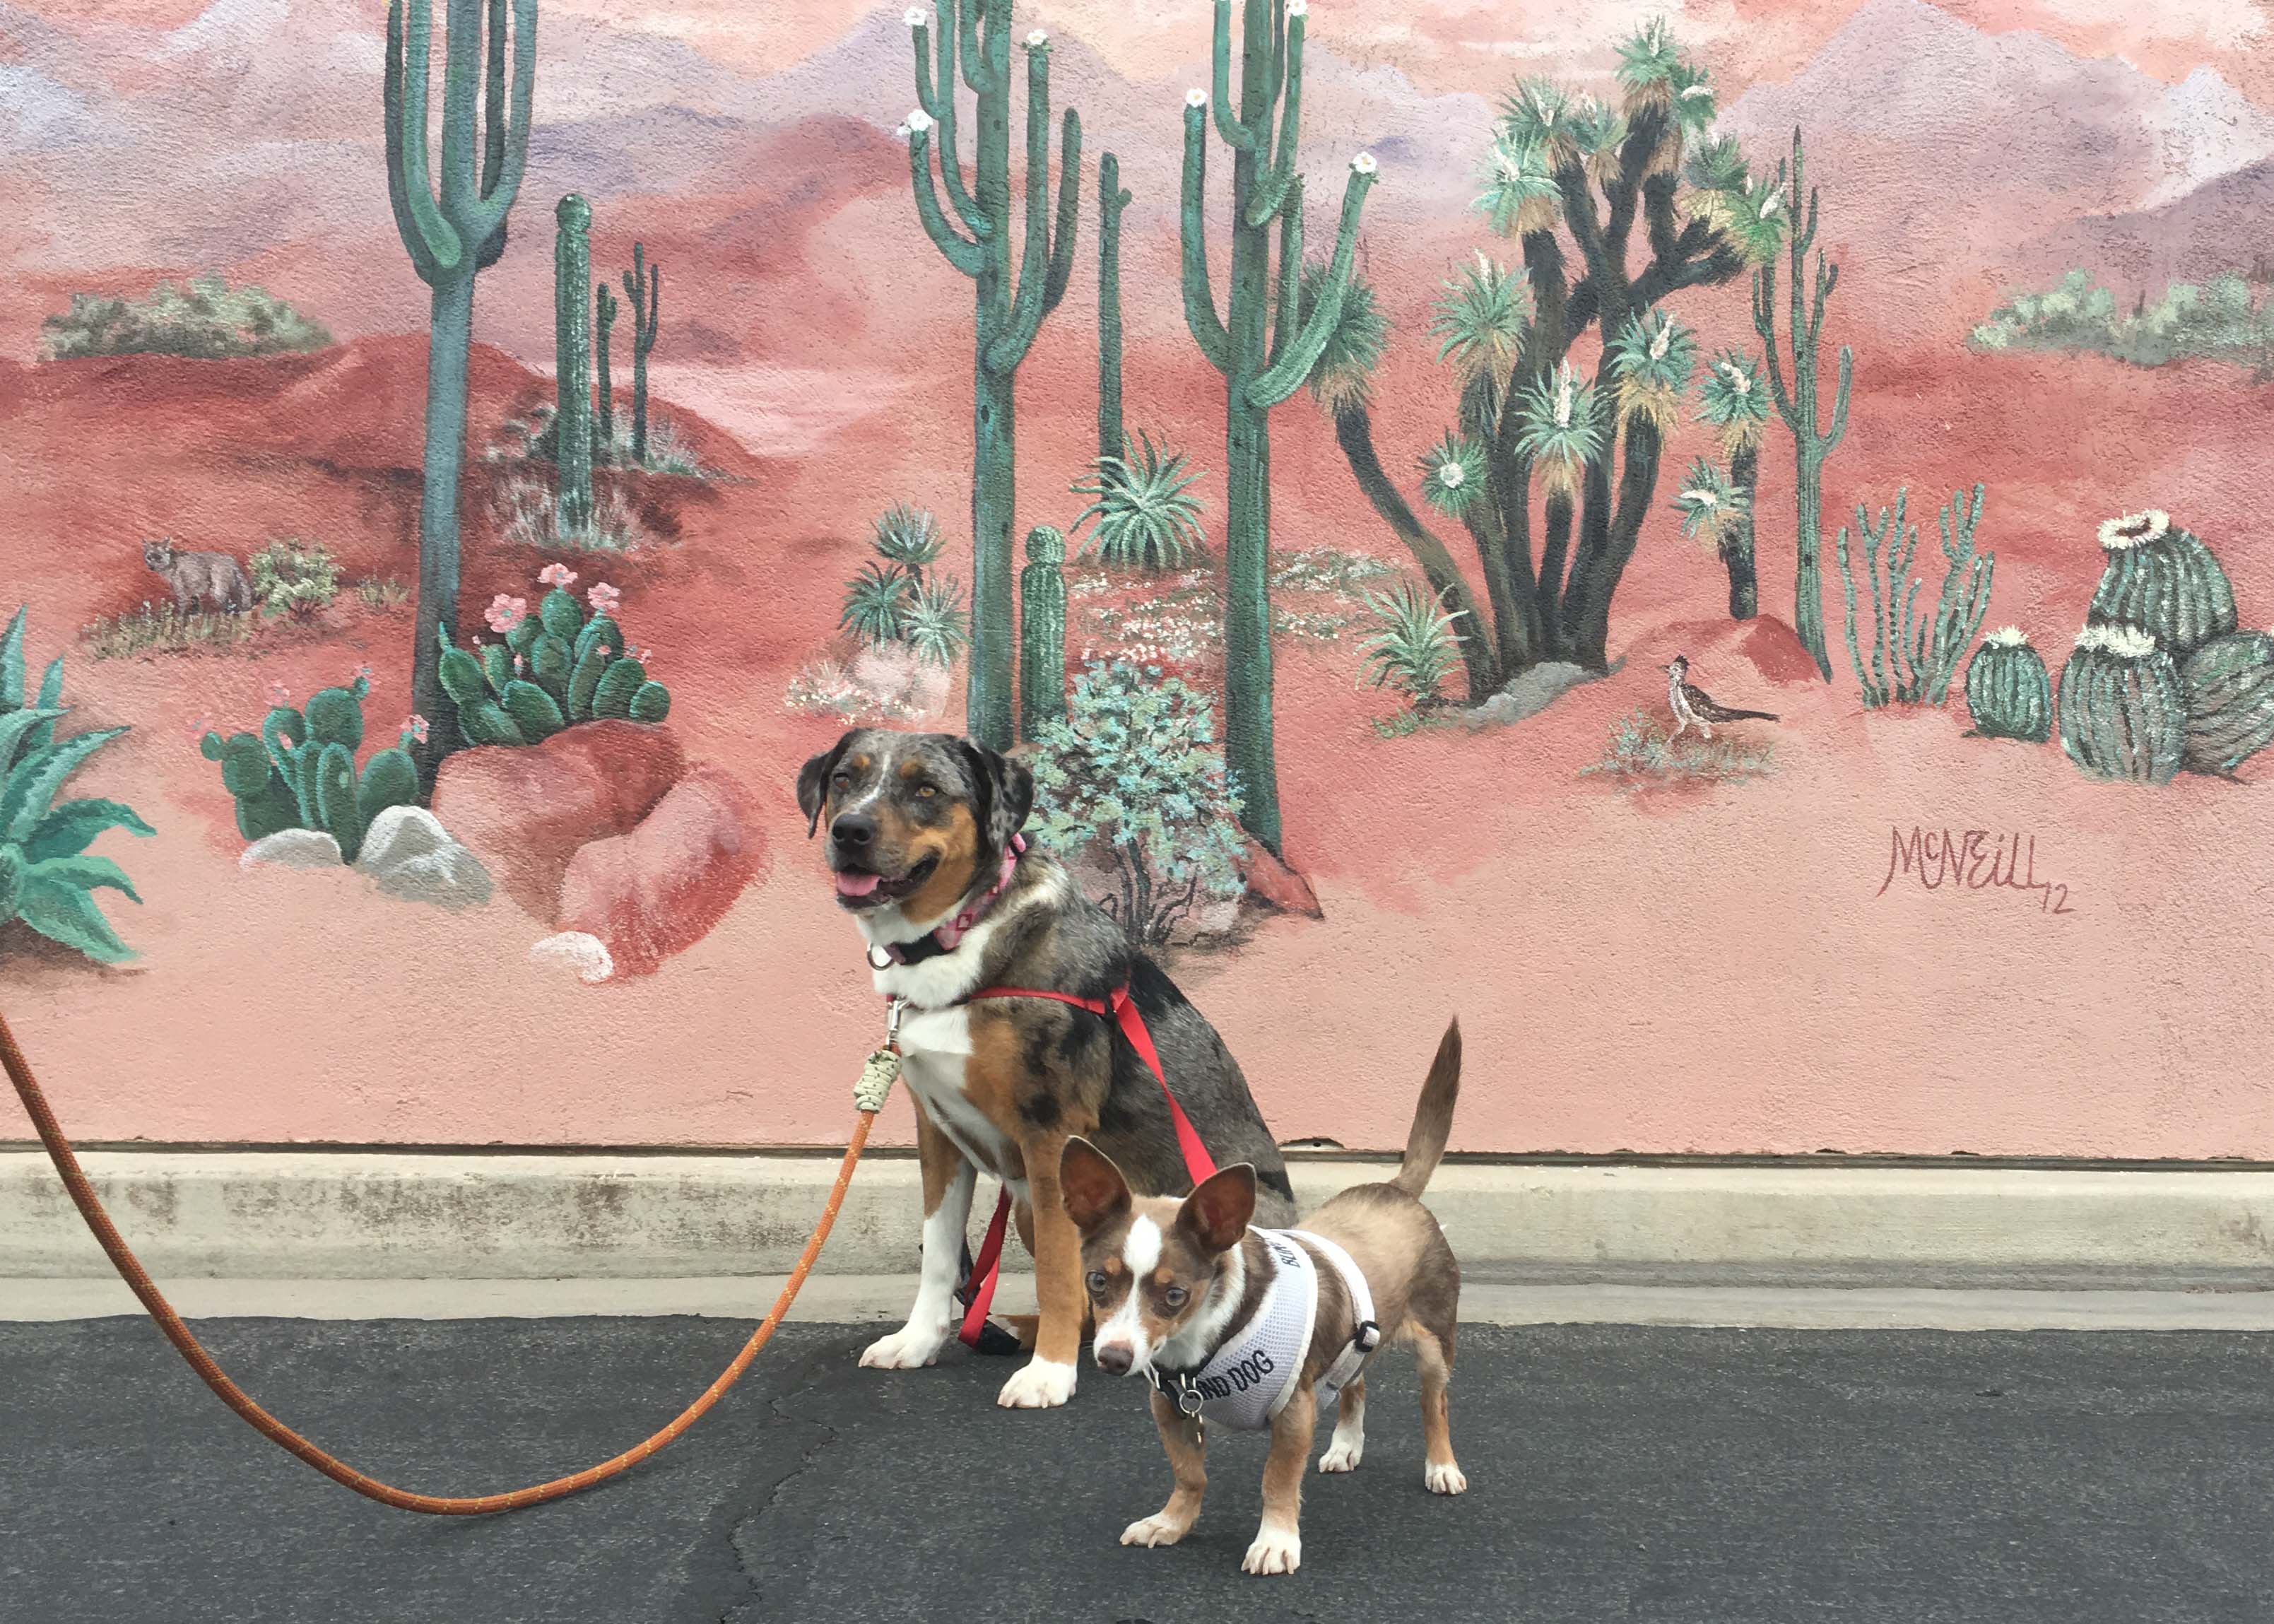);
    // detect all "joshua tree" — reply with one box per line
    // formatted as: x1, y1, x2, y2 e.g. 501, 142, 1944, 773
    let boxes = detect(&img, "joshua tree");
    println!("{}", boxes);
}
1097, 151, 1132, 461
1694, 347, 1770, 618
622, 242, 661, 466
1182, 0, 1377, 856
901, 1, 1083, 751
385, 0, 536, 777
553, 194, 594, 537
1306, 22, 1762, 707
594, 280, 618, 461
1753, 125, 1851, 681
